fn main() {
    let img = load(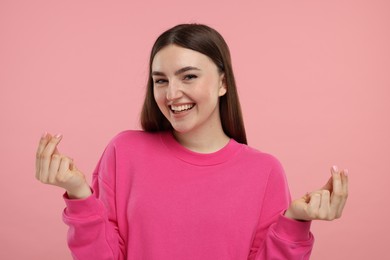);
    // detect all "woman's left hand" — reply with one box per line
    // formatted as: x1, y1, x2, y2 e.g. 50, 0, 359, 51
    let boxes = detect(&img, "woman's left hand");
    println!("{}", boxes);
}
284, 166, 349, 221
